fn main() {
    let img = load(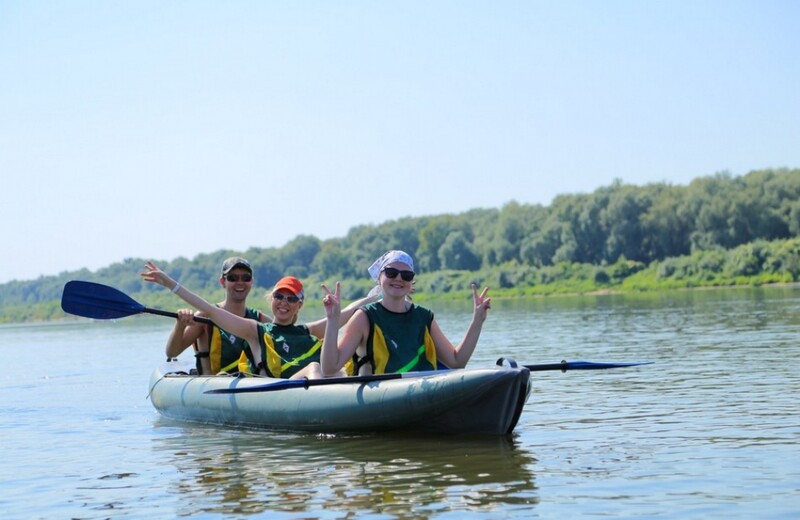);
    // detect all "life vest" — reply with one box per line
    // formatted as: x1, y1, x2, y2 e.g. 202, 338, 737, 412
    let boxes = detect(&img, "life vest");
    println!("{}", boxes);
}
198, 307, 262, 374
256, 322, 323, 378
357, 302, 437, 374
238, 321, 356, 378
